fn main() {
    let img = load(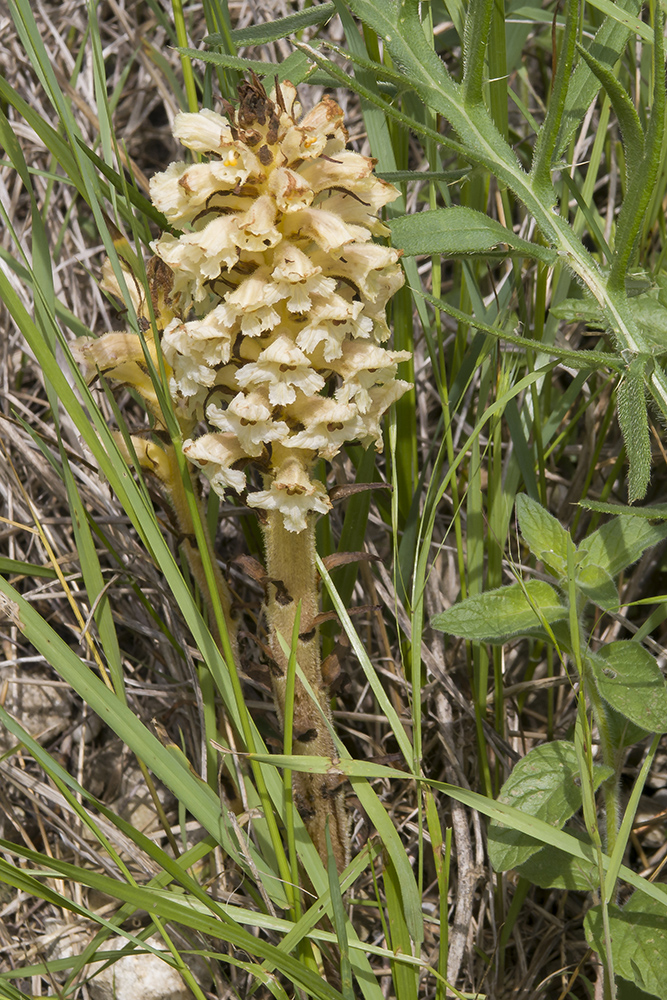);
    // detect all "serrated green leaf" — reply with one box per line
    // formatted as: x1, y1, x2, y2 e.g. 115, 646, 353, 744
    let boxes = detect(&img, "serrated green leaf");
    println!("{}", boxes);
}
576, 563, 620, 612
589, 642, 667, 733
387, 207, 557, 263
430, 580, 568, 643
585, 890, 667, 1000
488, 741, 610, 872
516, 494, 569, 576
579, 516, 667, 576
